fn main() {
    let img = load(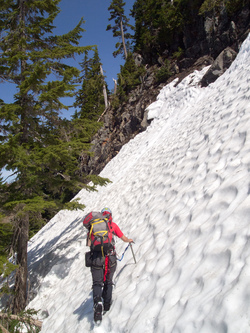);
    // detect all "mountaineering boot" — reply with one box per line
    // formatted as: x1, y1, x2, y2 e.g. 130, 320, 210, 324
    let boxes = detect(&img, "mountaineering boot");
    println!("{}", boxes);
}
94, 297, 103, 323
104, 303, 111, 312
103, 300, 112, 312
103, 300, 113, 315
